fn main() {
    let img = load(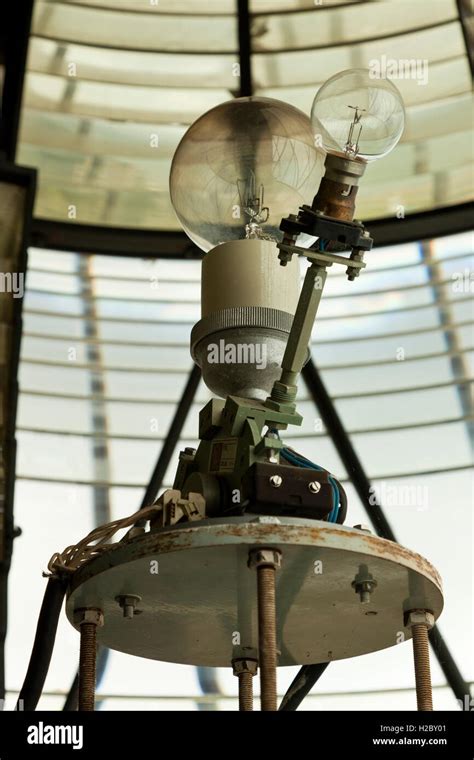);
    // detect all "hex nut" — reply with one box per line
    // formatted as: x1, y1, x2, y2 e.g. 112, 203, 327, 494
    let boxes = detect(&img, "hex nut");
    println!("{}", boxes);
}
248, 548, 282, 570
352, 578, 377, 604
232, 659, 258, 676
115, 595, 142, 619
405, 609, 435, 629
73, 608, 104, 627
